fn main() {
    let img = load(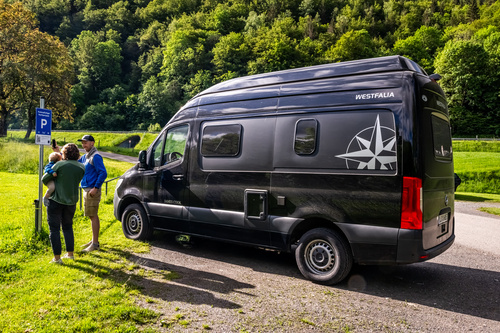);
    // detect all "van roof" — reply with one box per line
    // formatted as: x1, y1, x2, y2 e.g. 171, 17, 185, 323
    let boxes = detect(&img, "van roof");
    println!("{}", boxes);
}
196, 55, 426, 98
